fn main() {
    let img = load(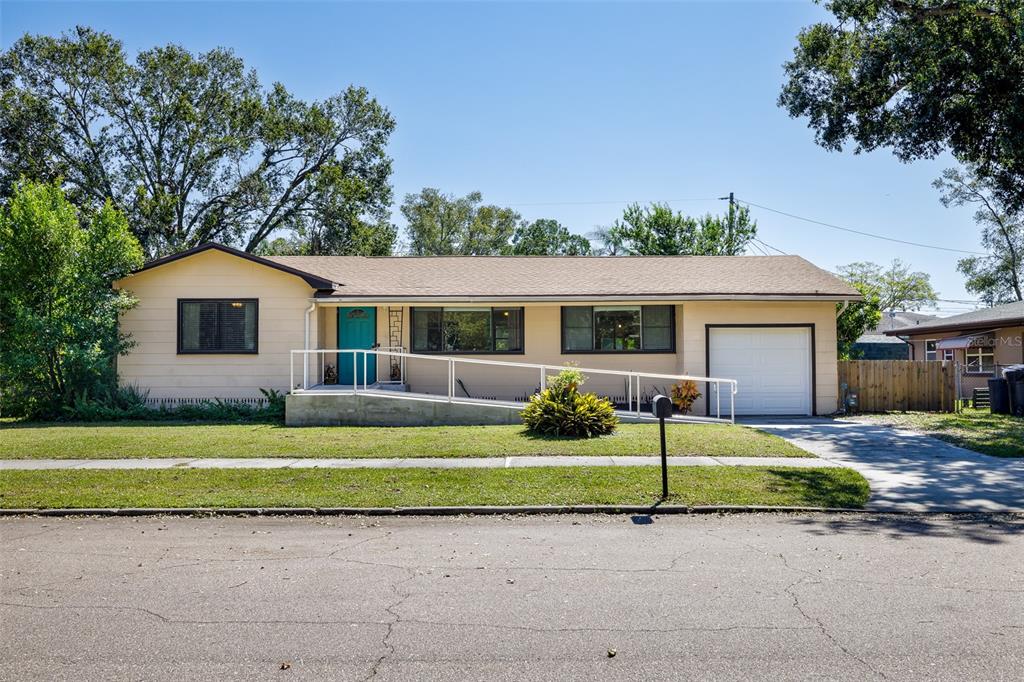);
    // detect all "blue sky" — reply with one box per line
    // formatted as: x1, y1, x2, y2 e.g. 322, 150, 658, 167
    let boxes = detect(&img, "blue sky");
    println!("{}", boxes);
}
2, 0, 984, 311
